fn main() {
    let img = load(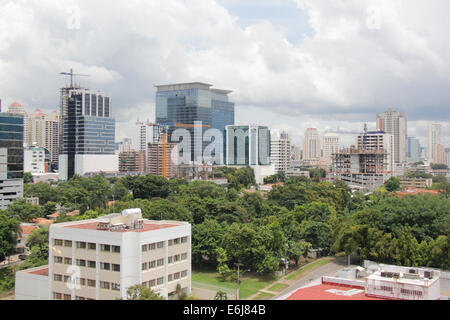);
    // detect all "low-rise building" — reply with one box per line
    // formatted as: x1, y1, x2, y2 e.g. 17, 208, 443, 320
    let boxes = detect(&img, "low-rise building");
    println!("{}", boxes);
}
399, 177, 433, 189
